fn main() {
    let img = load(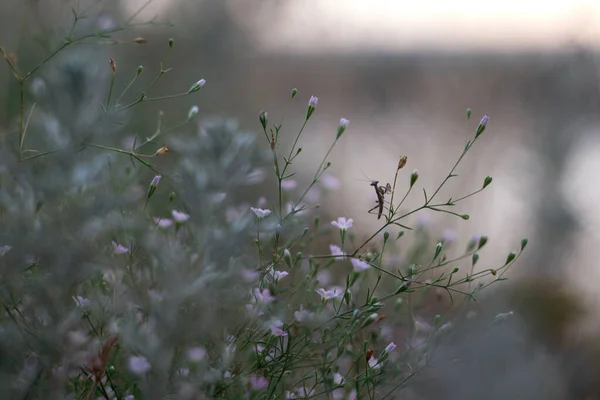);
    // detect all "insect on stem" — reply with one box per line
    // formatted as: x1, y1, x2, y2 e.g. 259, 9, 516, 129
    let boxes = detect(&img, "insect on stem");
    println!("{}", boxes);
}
369, 180, 391, 219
